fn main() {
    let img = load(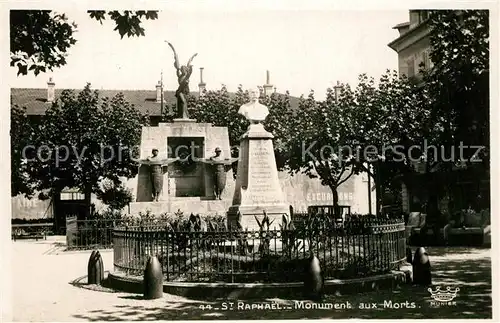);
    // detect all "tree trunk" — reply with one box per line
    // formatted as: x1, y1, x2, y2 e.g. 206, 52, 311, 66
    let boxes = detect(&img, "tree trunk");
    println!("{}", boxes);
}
367, 169, 372, 215
374, 161, 382, 216
425, 172, 440, 223
330, 186, 340, 218
52, 188, 62, 233
83, 185, 92, 220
